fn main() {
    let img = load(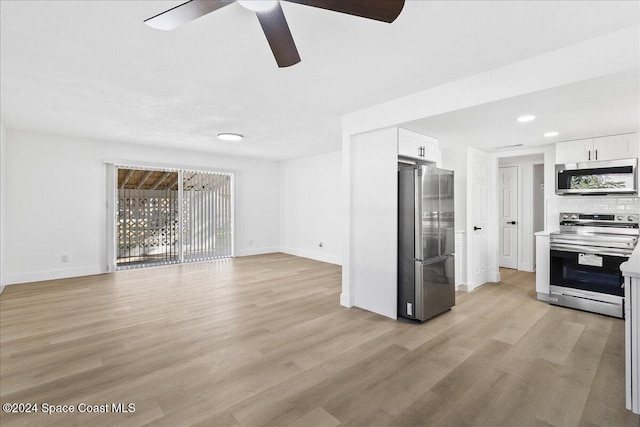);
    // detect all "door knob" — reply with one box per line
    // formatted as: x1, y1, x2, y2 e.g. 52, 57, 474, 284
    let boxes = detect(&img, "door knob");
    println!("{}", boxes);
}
508, 221, 517, 225
474, 226, 482, 231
